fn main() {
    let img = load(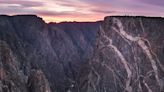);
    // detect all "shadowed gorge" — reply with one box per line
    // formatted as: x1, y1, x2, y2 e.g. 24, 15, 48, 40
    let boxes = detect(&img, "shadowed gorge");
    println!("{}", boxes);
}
0, 15, 164, 92
0, 15, 101, 92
